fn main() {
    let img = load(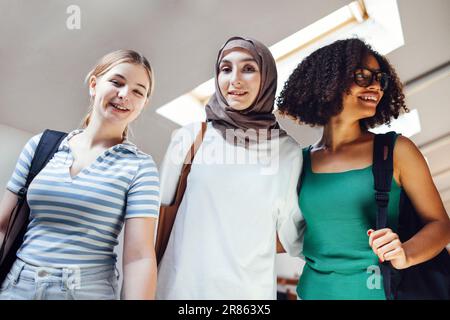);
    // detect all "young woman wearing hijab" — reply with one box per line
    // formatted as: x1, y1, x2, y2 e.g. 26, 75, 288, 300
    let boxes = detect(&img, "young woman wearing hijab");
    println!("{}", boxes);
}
156, 36, 304, 299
